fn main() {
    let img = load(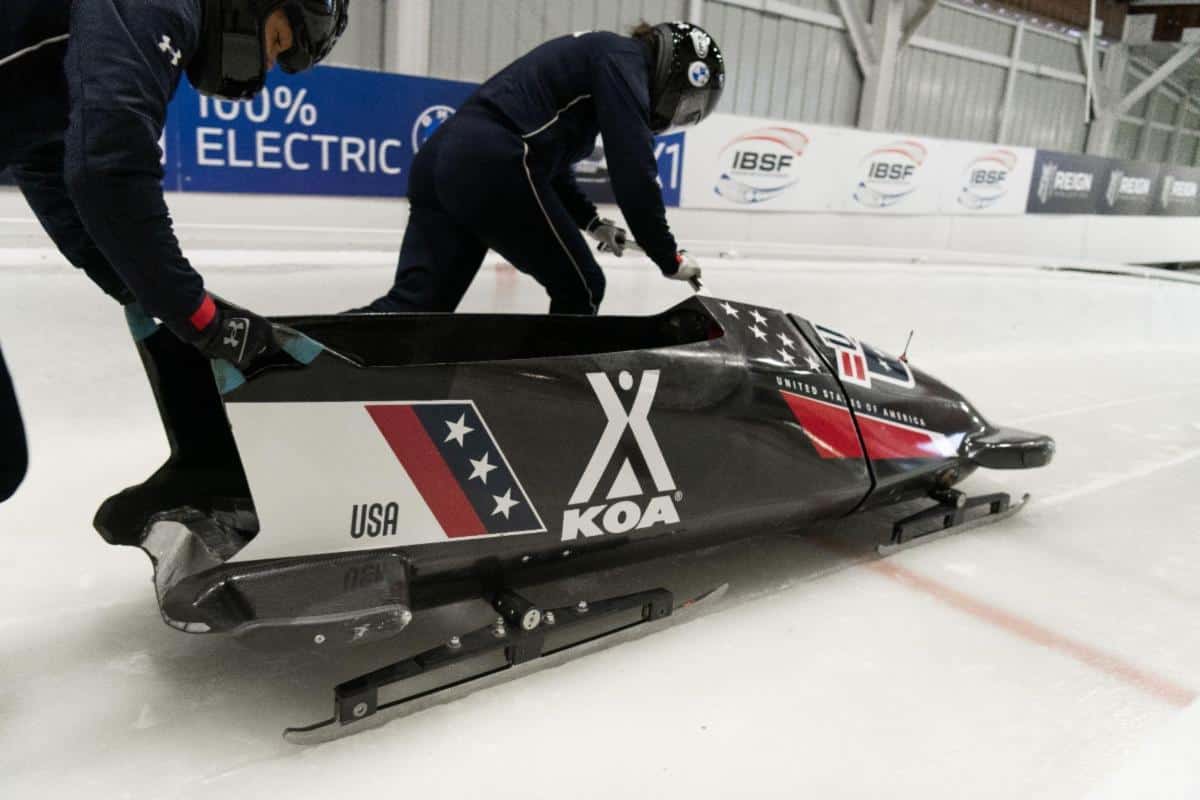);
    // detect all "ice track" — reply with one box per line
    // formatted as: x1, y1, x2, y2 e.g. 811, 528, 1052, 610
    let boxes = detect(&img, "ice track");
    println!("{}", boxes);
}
2, 203, 1200, 799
